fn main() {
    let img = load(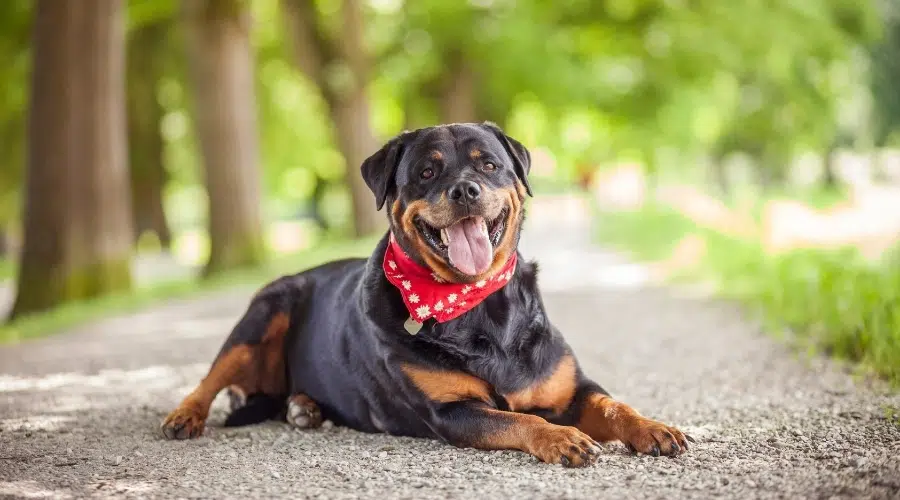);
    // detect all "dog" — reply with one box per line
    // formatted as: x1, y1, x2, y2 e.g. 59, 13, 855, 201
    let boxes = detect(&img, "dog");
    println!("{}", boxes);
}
160, 122, 691, 467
